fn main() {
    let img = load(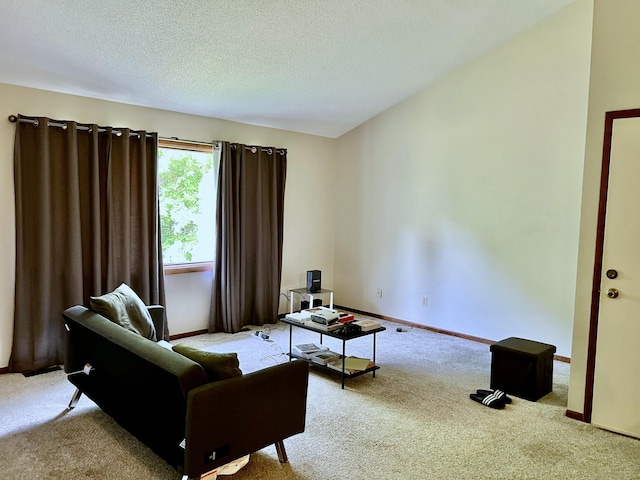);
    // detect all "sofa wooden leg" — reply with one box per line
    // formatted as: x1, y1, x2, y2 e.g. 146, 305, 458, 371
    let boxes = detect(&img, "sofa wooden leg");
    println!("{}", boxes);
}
275, 440, 288, 463
68, 388, 82, 409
